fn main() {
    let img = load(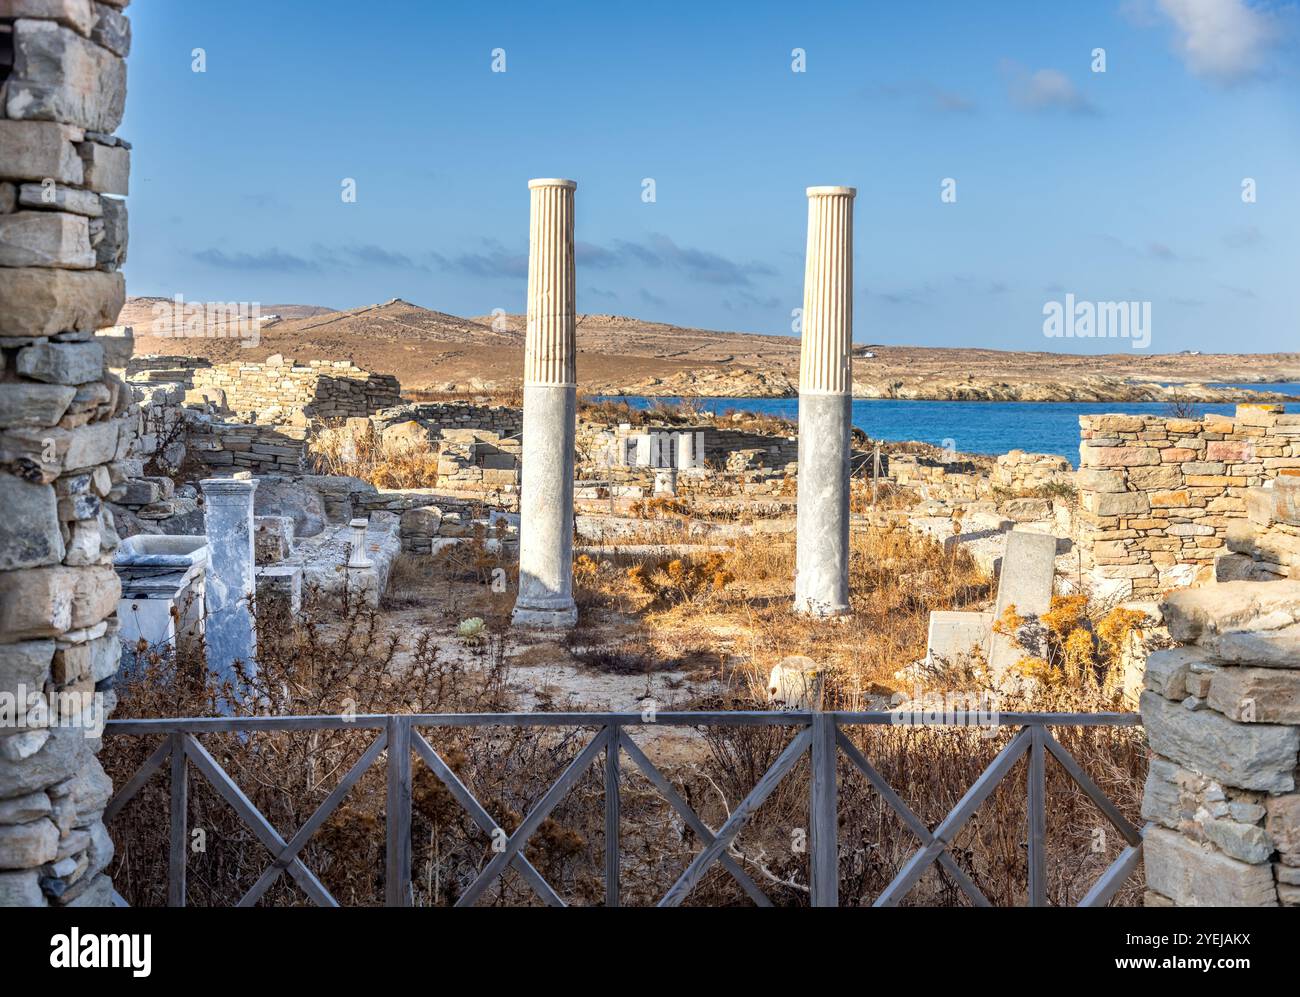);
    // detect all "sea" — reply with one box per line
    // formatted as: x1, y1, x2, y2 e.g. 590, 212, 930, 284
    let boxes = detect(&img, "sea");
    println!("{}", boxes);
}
601, 384, 1300, 466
